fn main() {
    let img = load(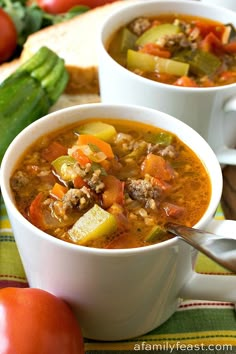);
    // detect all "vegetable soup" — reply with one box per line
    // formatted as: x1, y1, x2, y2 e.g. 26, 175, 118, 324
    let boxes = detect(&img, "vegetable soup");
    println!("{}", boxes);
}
108, 13, 236, 87
10, 119, 211, 249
